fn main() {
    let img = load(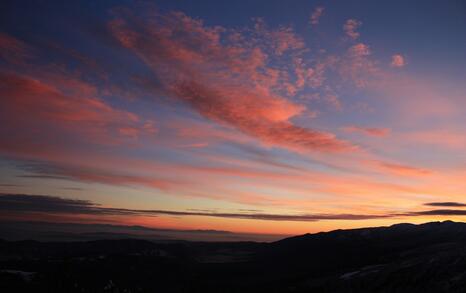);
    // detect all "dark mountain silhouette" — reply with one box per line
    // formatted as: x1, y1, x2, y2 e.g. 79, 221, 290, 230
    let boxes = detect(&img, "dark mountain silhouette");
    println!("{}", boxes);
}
2, 221, 466, 292
0, 221, 285, 242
